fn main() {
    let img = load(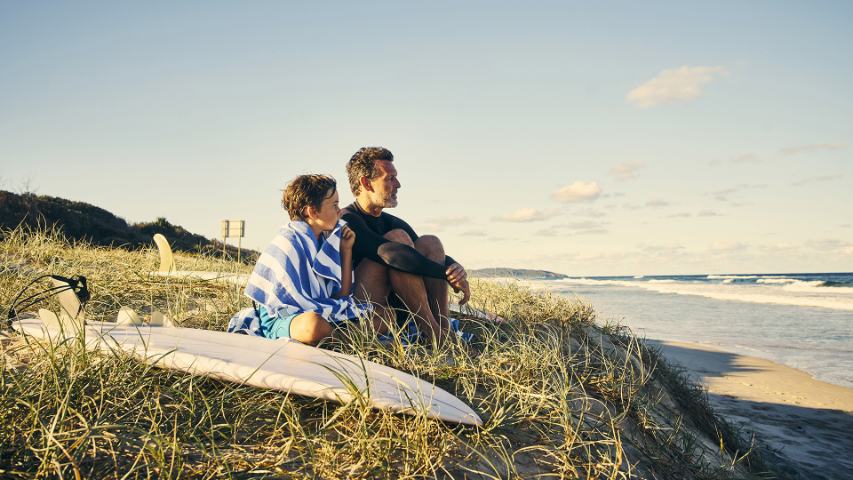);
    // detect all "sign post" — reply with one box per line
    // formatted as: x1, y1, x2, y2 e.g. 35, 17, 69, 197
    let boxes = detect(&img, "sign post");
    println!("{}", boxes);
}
220, 220, 246, 263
